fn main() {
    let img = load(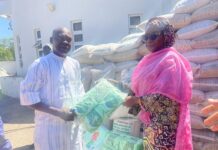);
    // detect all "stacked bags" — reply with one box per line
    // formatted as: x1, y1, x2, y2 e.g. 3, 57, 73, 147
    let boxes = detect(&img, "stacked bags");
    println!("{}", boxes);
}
170, 0, 218, 149
70, 32, 146, 92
